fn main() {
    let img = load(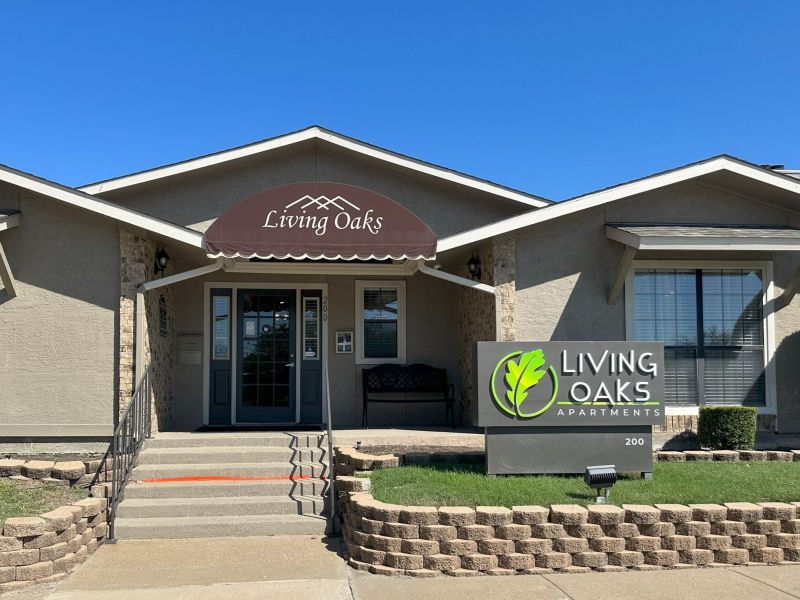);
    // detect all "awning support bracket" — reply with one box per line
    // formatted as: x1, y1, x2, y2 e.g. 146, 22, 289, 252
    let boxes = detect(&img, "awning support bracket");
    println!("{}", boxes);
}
779, 263, 800, 307
0, 240, 18, 301
608, 246, 636, 305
